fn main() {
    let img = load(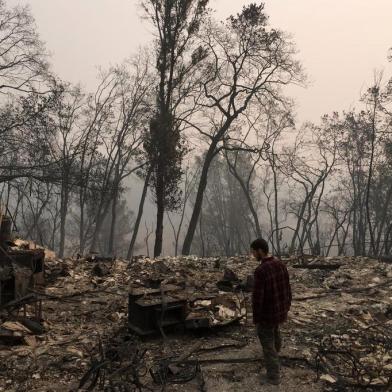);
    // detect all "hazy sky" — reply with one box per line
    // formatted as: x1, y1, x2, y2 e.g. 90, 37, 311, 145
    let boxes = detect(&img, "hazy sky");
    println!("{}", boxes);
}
8, 0, 392, 124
